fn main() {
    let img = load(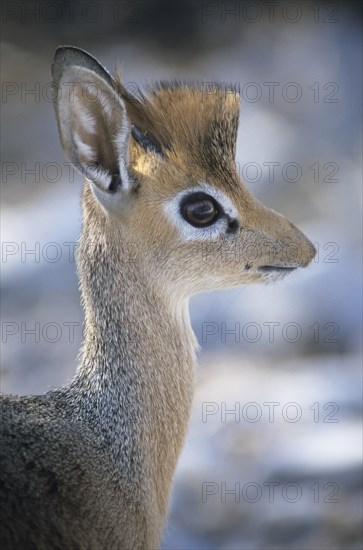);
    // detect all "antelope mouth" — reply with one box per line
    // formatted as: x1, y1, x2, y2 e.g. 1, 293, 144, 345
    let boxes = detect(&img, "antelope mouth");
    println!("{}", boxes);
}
258, 266, 297, 273
257, 266, 297, 281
